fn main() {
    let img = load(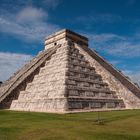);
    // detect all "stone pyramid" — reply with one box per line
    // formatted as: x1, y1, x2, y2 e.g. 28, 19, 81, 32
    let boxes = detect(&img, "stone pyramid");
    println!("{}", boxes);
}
0, 29, 140, 113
